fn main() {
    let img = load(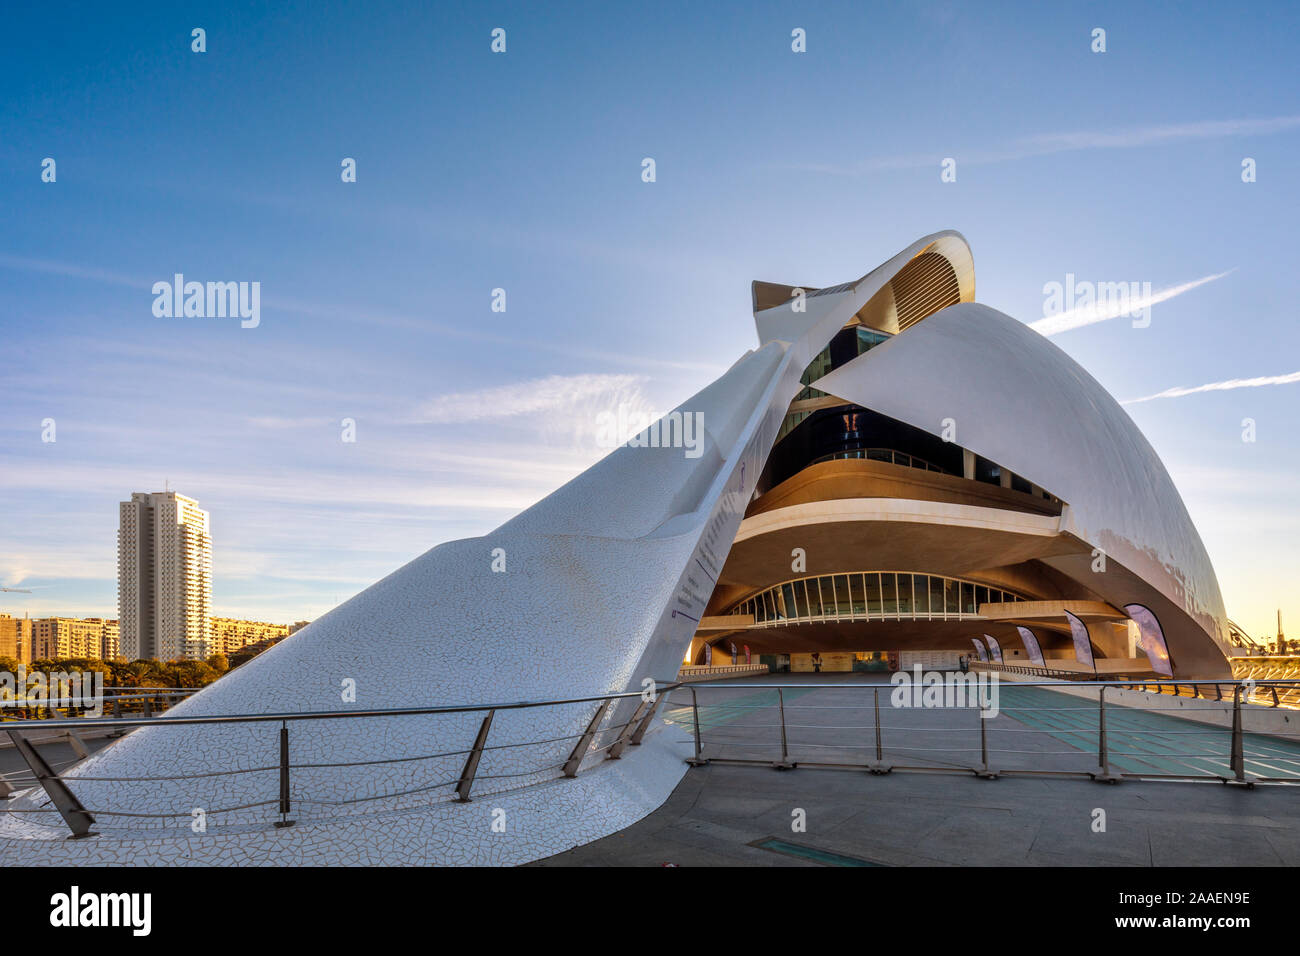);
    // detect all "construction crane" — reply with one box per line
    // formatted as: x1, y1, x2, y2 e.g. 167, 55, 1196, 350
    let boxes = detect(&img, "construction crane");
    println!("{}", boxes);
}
0, 587, 32, 593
